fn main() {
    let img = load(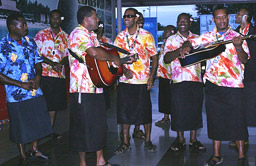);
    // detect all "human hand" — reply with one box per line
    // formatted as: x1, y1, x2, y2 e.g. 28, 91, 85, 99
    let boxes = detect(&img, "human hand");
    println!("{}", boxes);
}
52, 63, 63, 72
126, 53, 138, 64
147, 75, 154, 90
232, 36, 243, 50
179, 47, 191, 58
28, 75, 41, 90
20, 82, 32, 90
123, 67, 133, 79
112, 55, 121, 67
